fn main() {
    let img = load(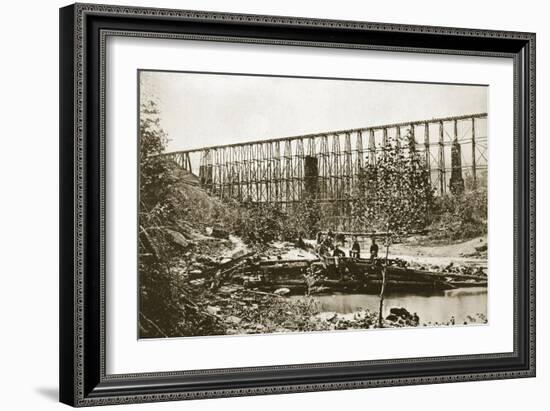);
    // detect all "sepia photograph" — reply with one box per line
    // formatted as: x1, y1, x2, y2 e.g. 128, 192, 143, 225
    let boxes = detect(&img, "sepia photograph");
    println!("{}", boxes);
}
137, 70, 488, 339
55, 3, 536, 407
